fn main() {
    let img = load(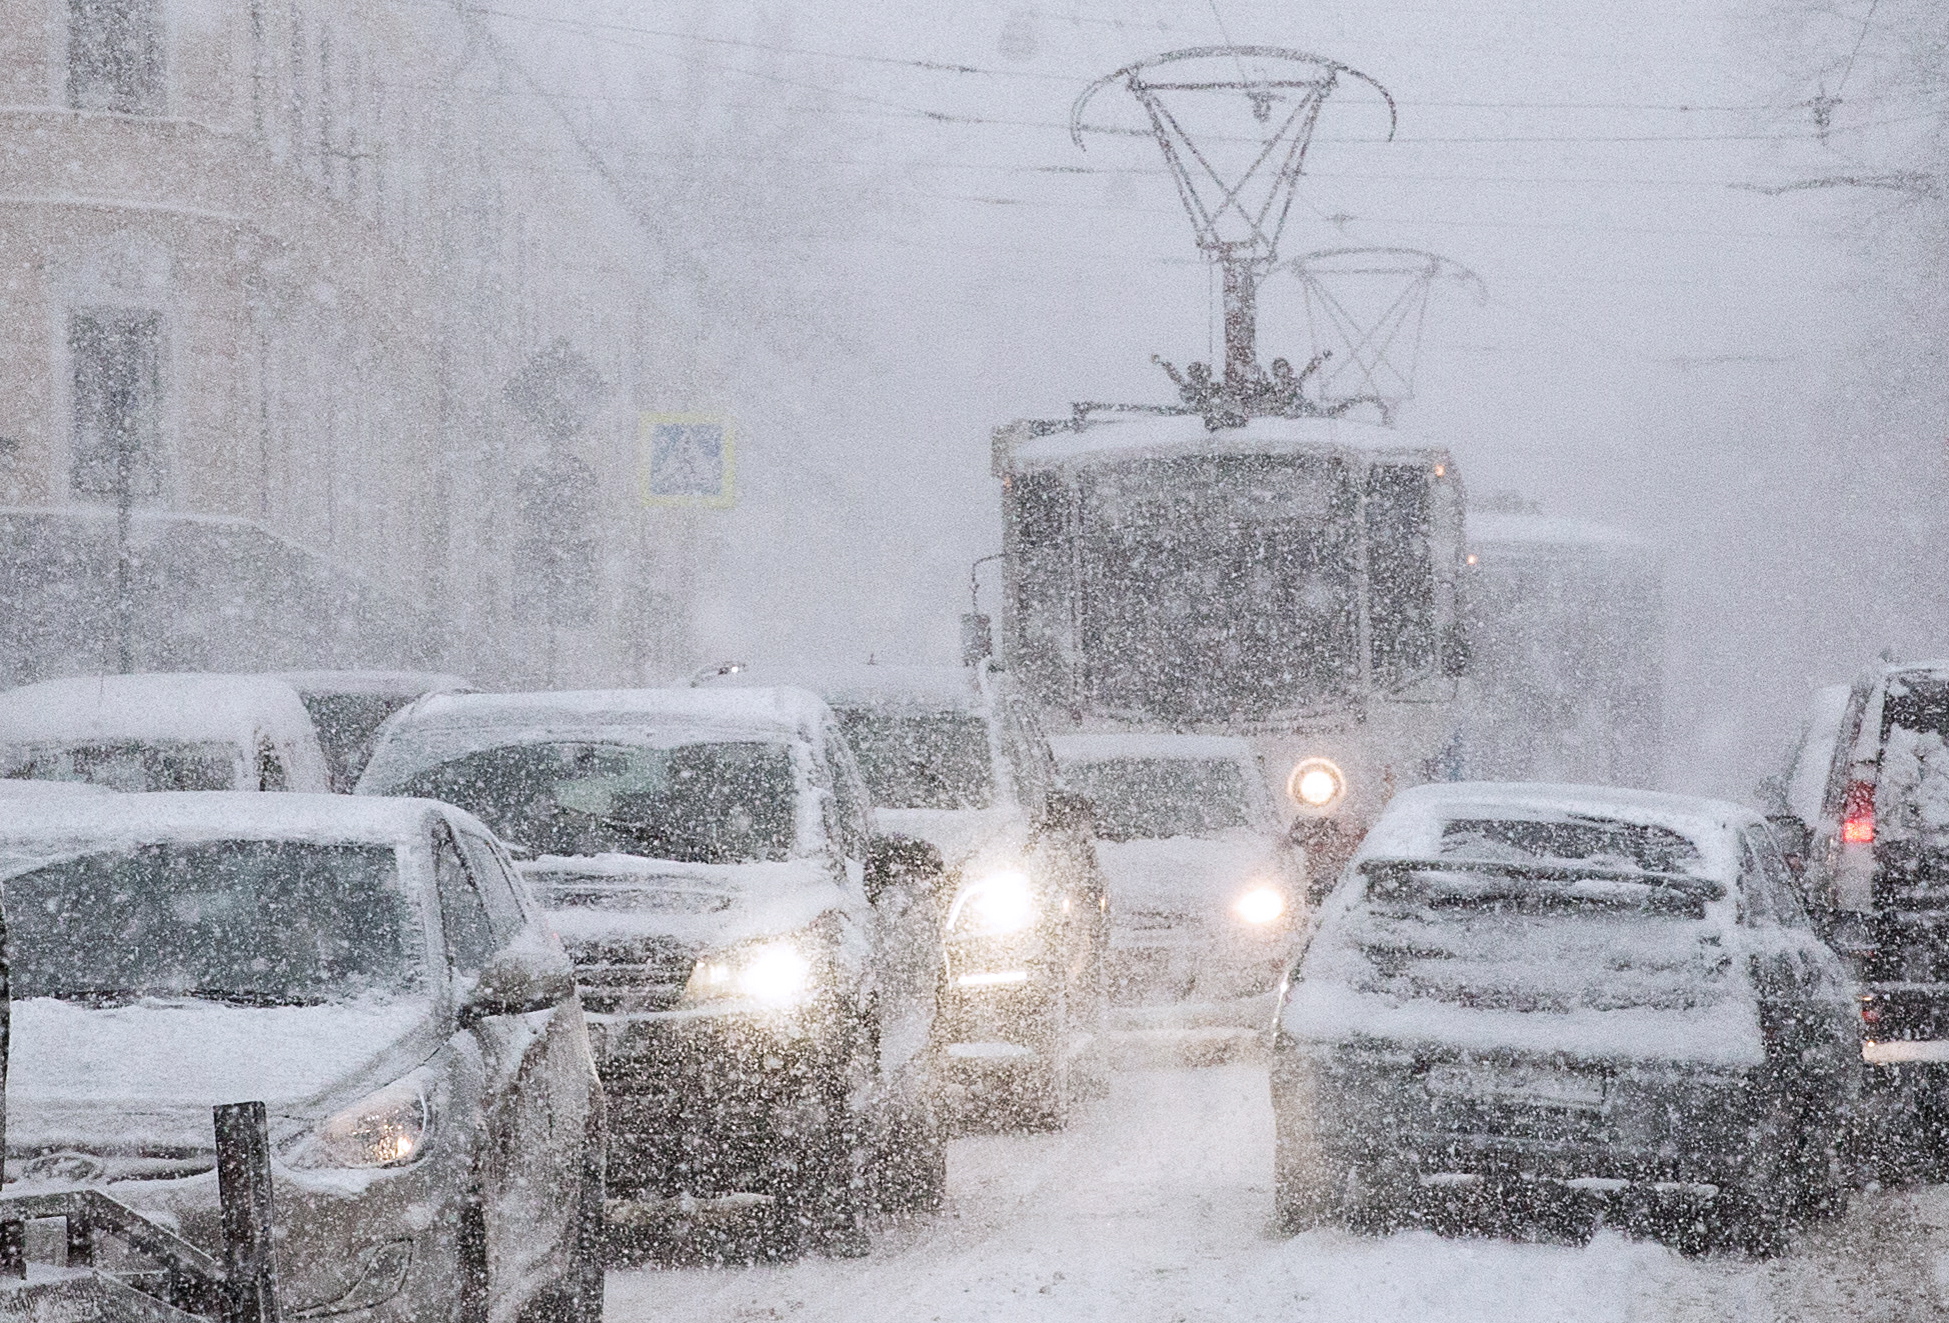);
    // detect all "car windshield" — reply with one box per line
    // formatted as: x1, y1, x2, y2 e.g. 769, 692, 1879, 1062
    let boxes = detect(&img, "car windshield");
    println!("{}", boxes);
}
389, 740, 798, 864
835, 710, 994, 810
0, 741, 240, 792
2, 840, 417, 1006
1059, 757, 1256, 841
